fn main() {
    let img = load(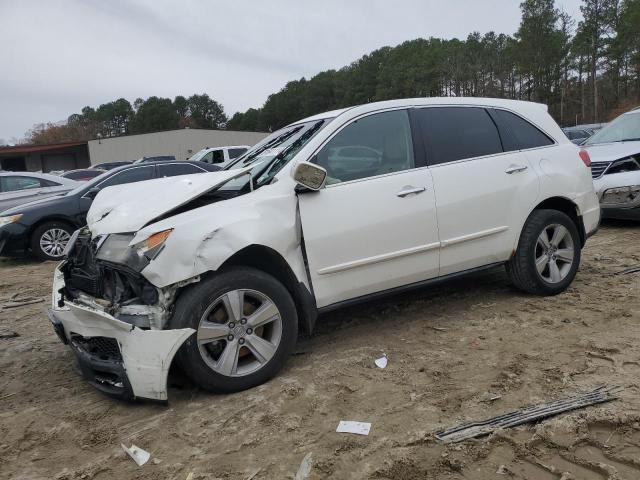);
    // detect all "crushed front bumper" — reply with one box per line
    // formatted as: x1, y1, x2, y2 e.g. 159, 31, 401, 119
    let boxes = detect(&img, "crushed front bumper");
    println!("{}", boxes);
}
49, 267, 194, 402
